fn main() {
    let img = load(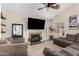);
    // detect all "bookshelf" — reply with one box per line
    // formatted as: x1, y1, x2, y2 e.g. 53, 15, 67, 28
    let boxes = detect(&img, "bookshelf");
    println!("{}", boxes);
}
1, 13, 6, 33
